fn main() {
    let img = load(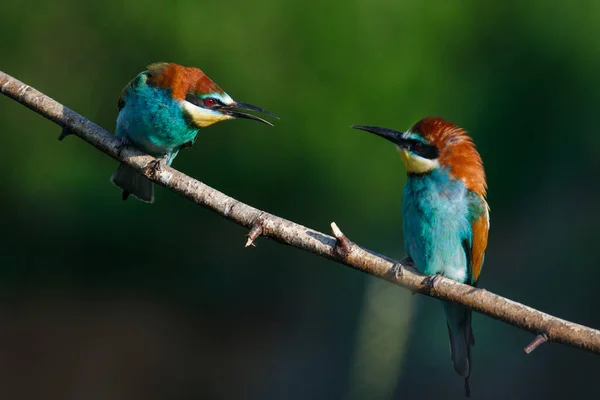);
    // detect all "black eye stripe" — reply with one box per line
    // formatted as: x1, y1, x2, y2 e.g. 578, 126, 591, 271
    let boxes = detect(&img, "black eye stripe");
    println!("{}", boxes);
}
406, 139, 439, 160
185, 93, 203, 107
184, 94, 224, 108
